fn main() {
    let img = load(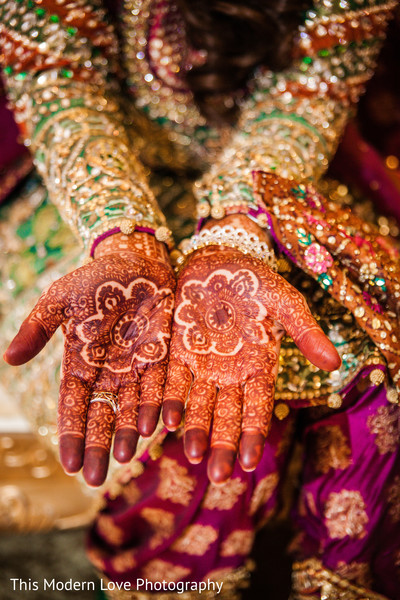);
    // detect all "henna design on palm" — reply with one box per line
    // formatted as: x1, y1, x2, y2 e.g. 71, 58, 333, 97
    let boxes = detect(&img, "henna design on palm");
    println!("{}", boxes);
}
4, 234, 175, 486
163, 246, 340, 484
